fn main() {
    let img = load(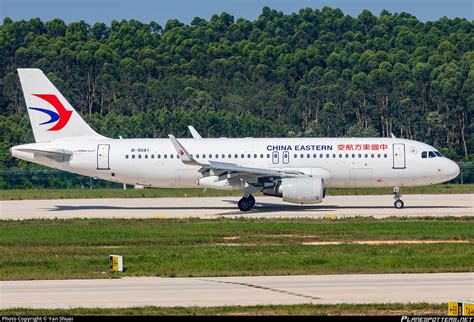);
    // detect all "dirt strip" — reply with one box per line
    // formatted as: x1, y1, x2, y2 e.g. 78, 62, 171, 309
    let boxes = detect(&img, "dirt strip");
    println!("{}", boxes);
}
301, 240, 471, 245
